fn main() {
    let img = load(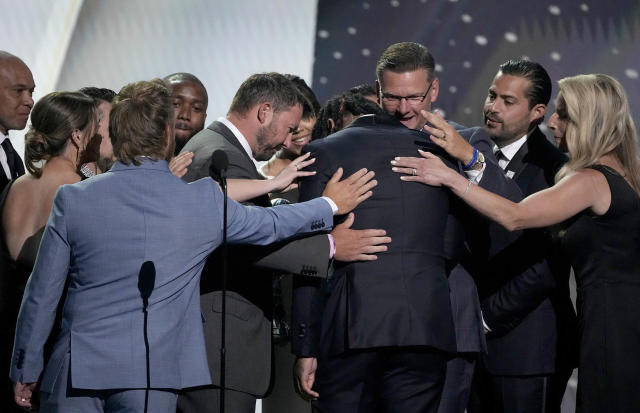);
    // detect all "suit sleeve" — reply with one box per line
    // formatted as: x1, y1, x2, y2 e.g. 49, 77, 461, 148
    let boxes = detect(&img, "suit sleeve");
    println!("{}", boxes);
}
464, 128, 555, 333
479, 231, 556, 334
467, 128, 522, 202
291, 144, 335, 357
10, 187, 71, 384
247, 236, 330, 277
